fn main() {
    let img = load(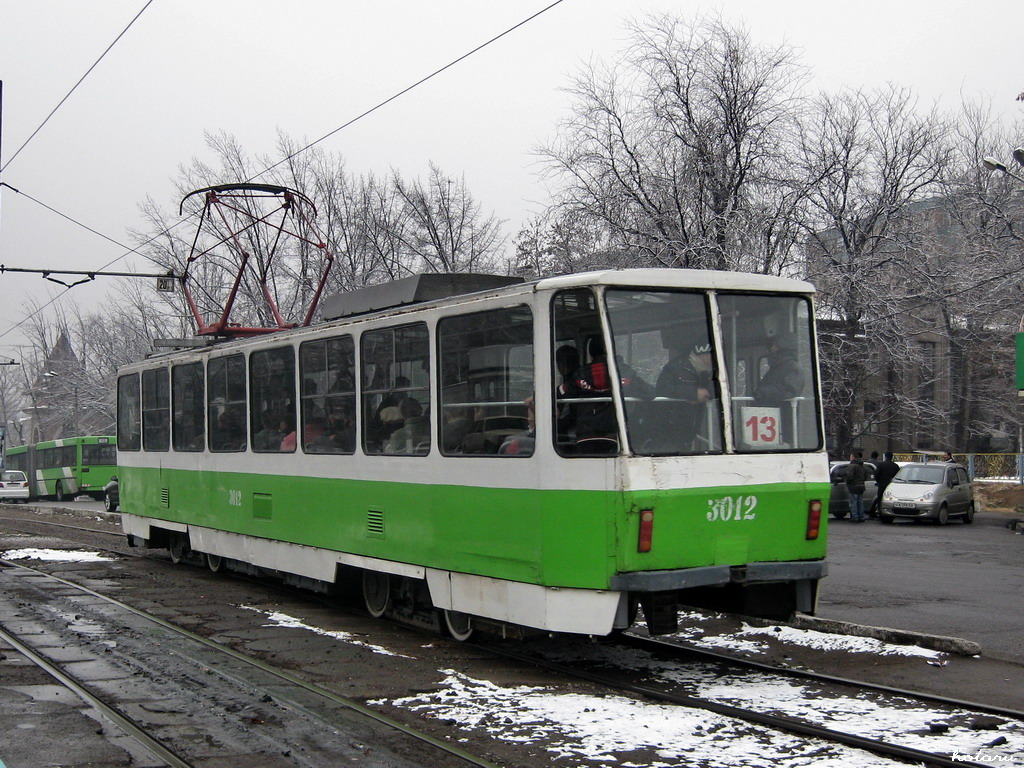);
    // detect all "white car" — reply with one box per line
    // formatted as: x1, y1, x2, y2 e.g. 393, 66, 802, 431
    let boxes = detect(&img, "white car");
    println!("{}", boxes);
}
0, 470, 30, 502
